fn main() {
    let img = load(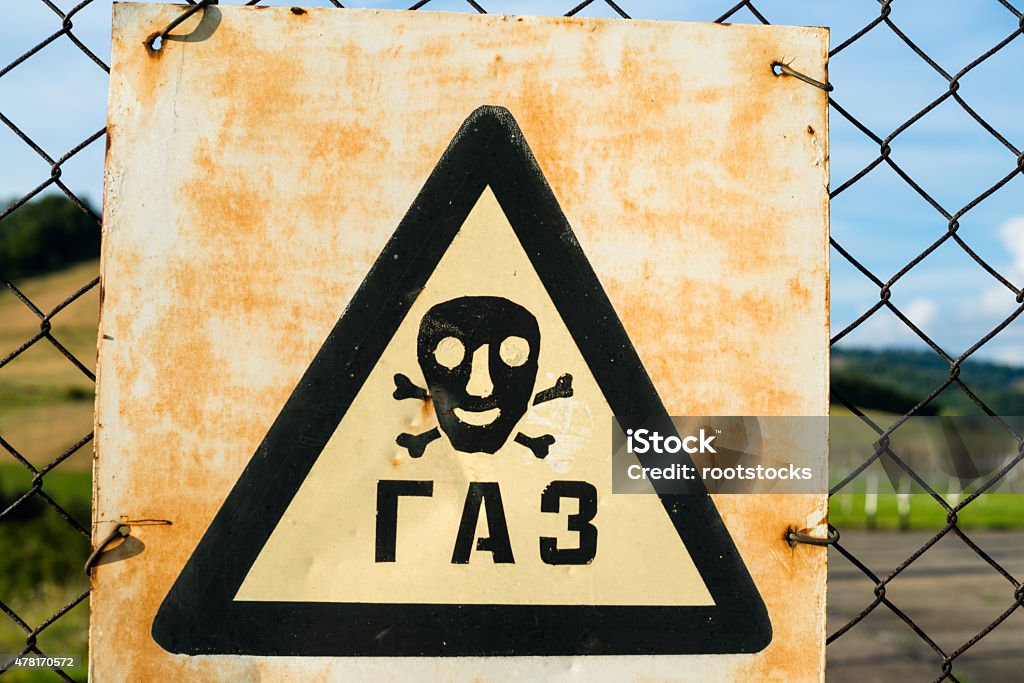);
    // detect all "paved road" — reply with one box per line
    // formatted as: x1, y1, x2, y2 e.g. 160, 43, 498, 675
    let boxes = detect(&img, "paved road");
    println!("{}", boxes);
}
827, 530, 1024, 683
